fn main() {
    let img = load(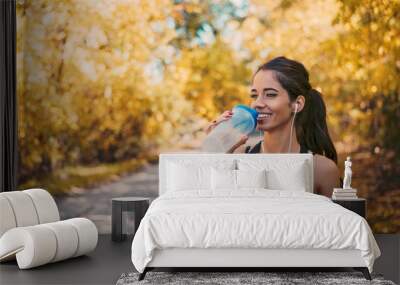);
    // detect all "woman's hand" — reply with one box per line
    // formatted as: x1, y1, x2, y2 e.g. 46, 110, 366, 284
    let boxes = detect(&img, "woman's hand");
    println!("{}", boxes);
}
203, 110, 233, 134
203, 110, 249, 153
227, 135, 249, 153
